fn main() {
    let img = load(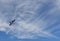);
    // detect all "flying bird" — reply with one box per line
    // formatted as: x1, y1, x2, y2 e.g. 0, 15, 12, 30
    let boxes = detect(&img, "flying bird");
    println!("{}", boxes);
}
9, 19, 15, 26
